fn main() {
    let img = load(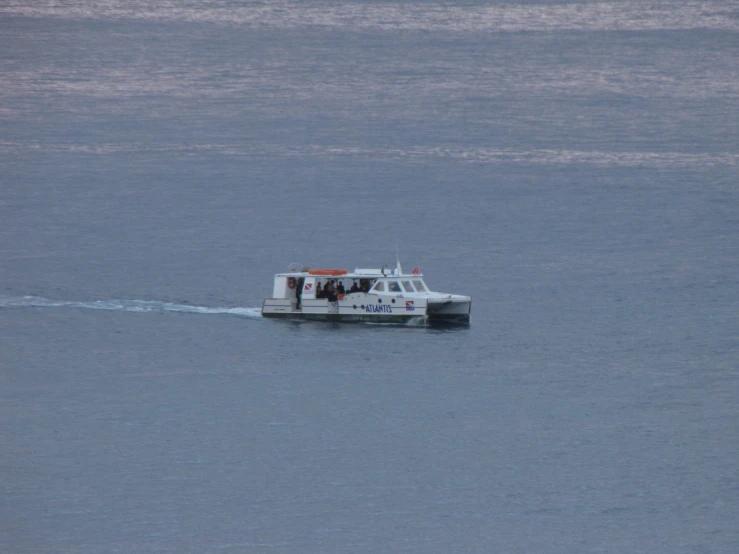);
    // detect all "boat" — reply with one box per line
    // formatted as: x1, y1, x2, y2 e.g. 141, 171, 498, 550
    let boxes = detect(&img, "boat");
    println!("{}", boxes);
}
262, 261, 471, 324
